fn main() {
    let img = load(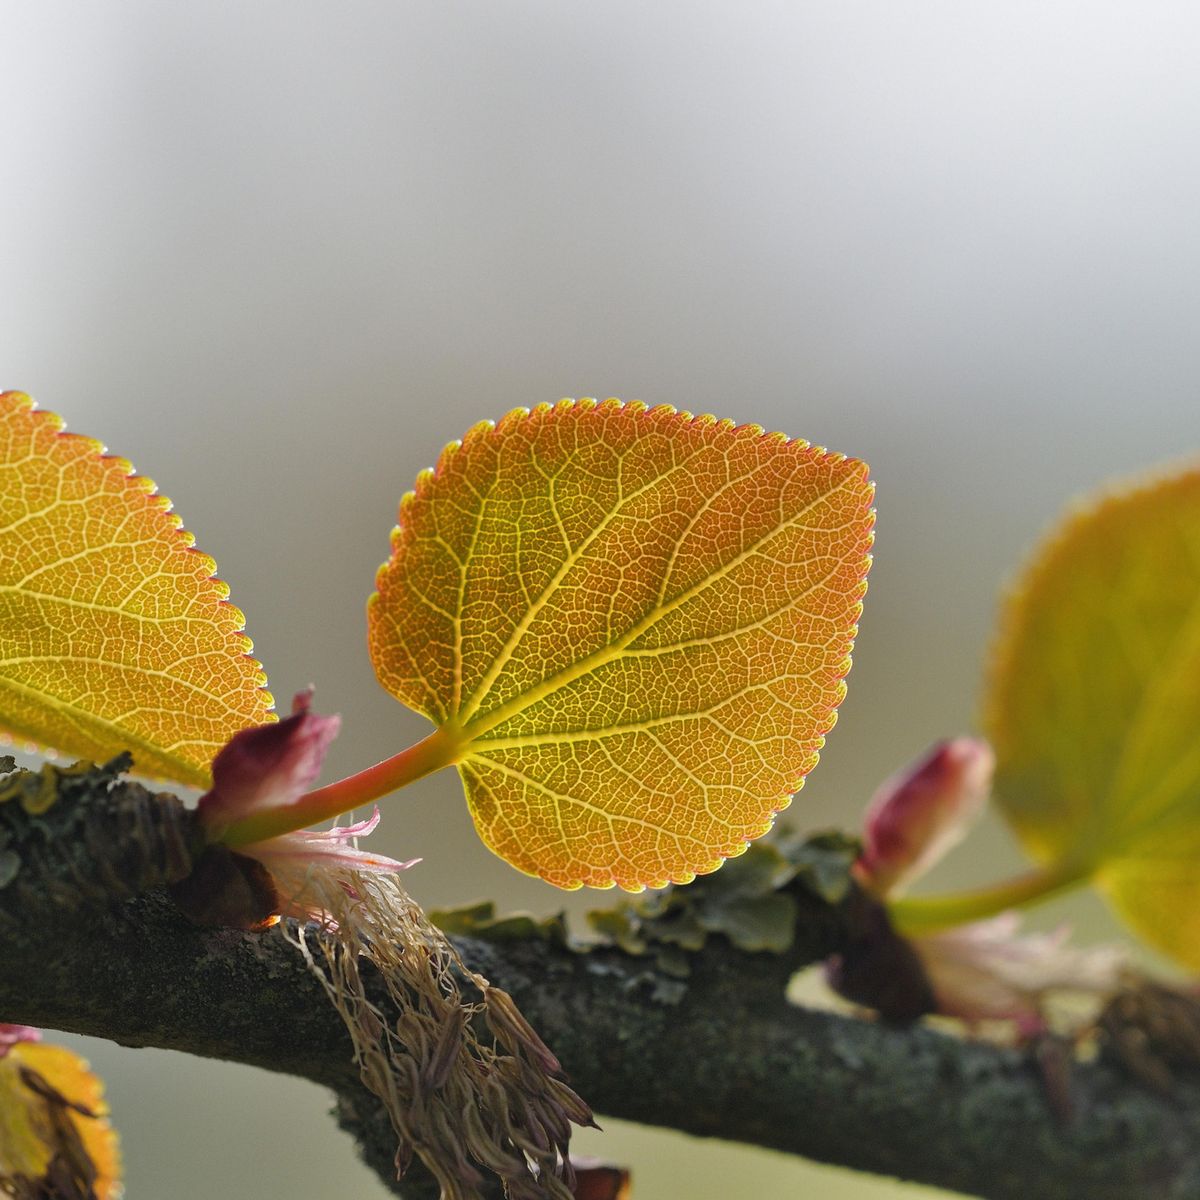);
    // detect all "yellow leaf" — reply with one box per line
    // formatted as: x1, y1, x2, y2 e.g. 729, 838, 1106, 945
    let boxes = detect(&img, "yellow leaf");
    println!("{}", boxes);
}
0, 1042, 122, 1200
985, 463, 1200, 966
370, 399, 873, 890
0, 392, 273, 786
